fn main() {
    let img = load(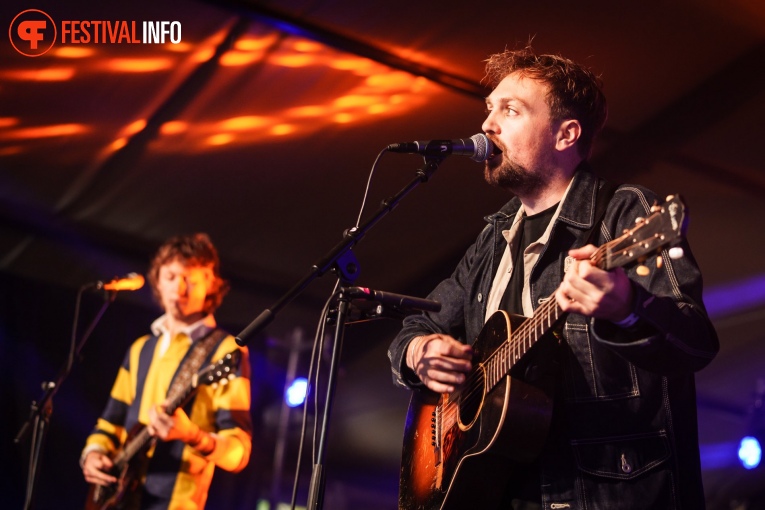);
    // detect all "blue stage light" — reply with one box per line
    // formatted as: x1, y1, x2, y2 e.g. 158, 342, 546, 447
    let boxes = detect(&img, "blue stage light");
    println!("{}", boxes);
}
738, 436, 762, 469
285, 377, 308, 407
